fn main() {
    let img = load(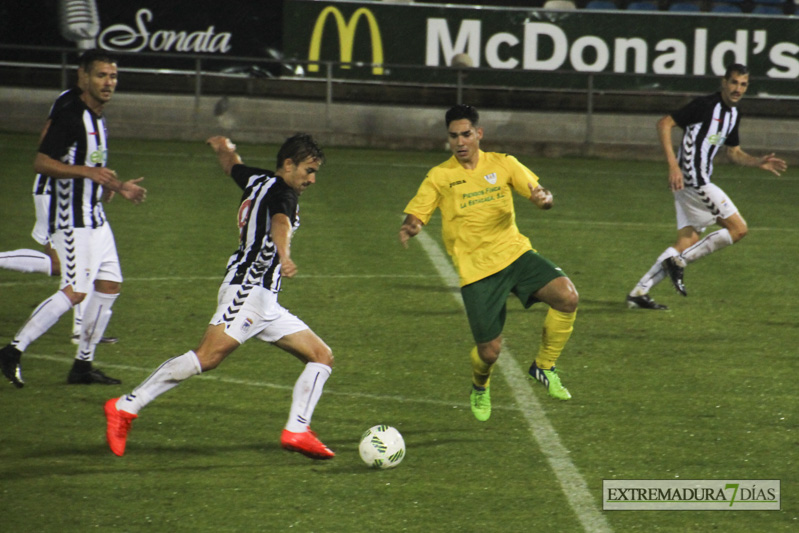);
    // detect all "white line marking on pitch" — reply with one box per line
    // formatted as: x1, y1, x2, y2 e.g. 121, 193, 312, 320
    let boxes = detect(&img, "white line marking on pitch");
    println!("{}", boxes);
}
414, 229, 612, 533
